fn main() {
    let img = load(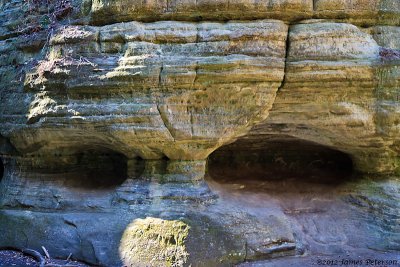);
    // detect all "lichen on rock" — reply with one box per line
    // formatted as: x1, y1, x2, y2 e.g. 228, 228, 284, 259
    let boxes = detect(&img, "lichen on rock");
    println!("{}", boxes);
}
119, 217, 190, 267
